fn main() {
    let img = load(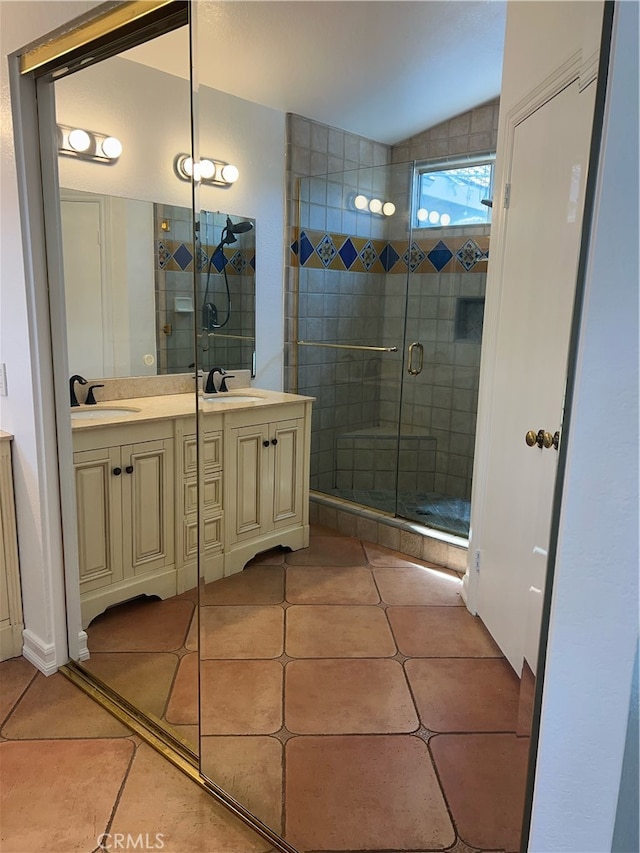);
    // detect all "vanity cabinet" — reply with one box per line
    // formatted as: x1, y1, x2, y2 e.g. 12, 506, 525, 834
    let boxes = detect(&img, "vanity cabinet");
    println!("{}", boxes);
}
0, 434, 24, 661
223, 403, 311, 576
73, 423, 175, 627
72, 392, 312, 621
